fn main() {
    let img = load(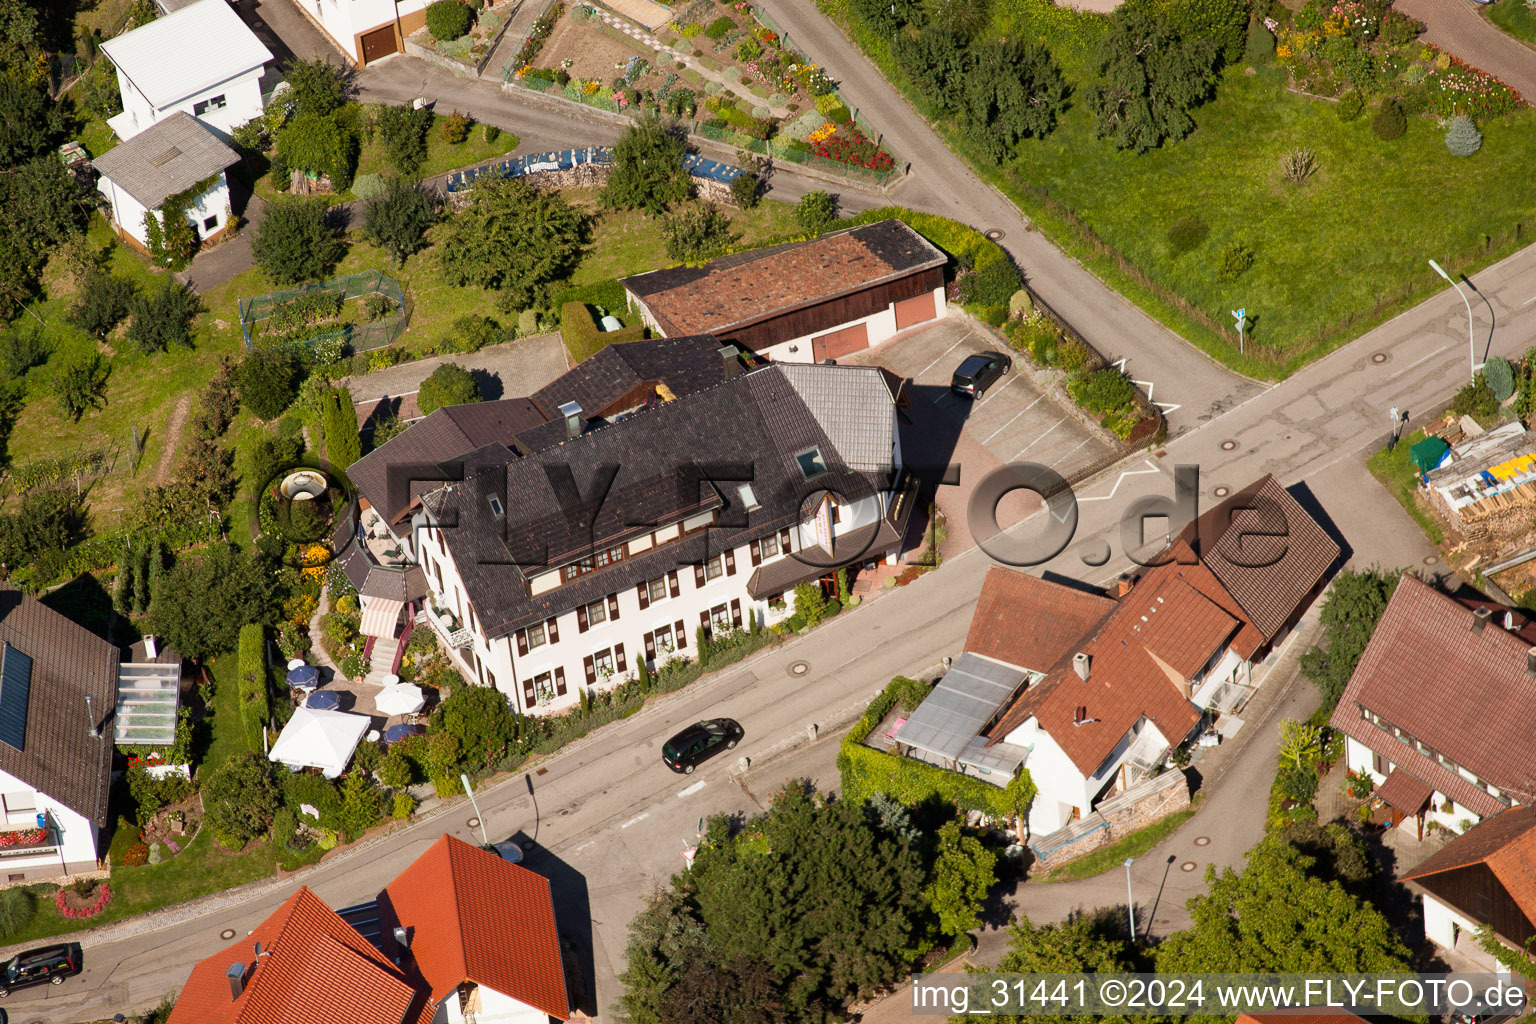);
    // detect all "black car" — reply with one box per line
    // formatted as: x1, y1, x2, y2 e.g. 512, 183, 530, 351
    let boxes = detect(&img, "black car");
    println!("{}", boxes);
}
951, 352, 1010, 398
662, 719, 744, 774
0, 944, 82, 997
